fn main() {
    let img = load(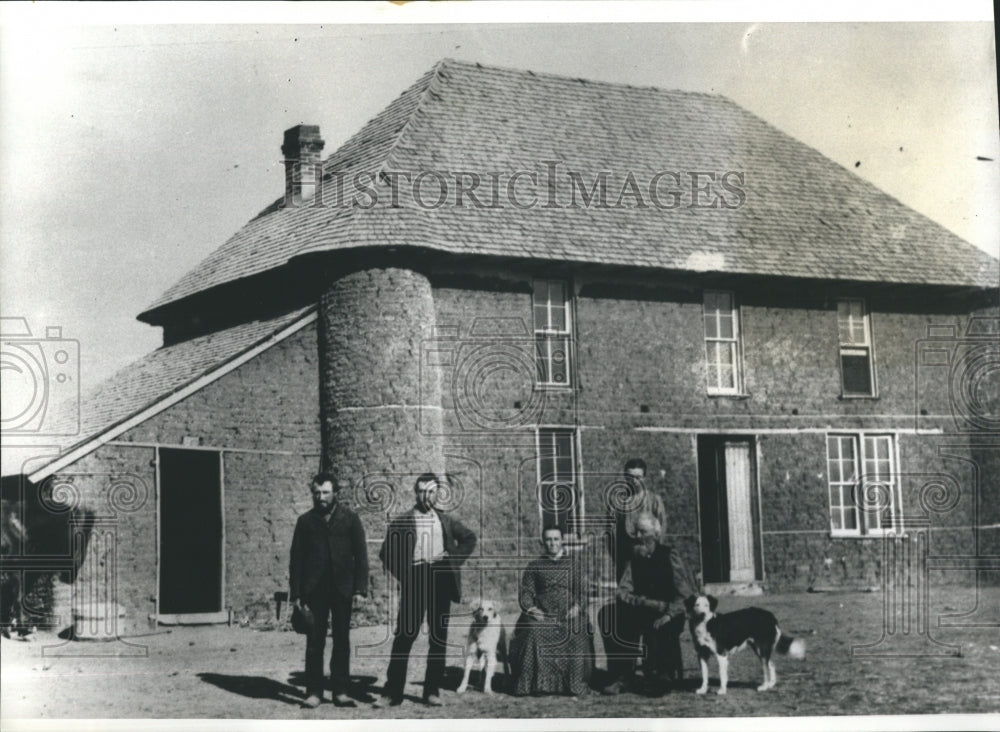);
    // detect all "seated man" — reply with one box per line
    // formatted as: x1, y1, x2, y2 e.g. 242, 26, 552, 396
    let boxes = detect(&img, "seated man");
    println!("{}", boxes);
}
600, 512, 696, 695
